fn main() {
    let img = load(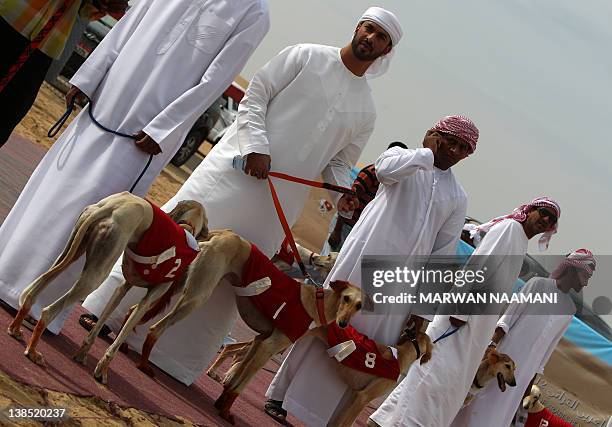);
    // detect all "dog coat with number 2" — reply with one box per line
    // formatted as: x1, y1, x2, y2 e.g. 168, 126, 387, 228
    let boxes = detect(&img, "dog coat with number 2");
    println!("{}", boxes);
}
126, 202, 200, 284
327, 322, 400, 381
